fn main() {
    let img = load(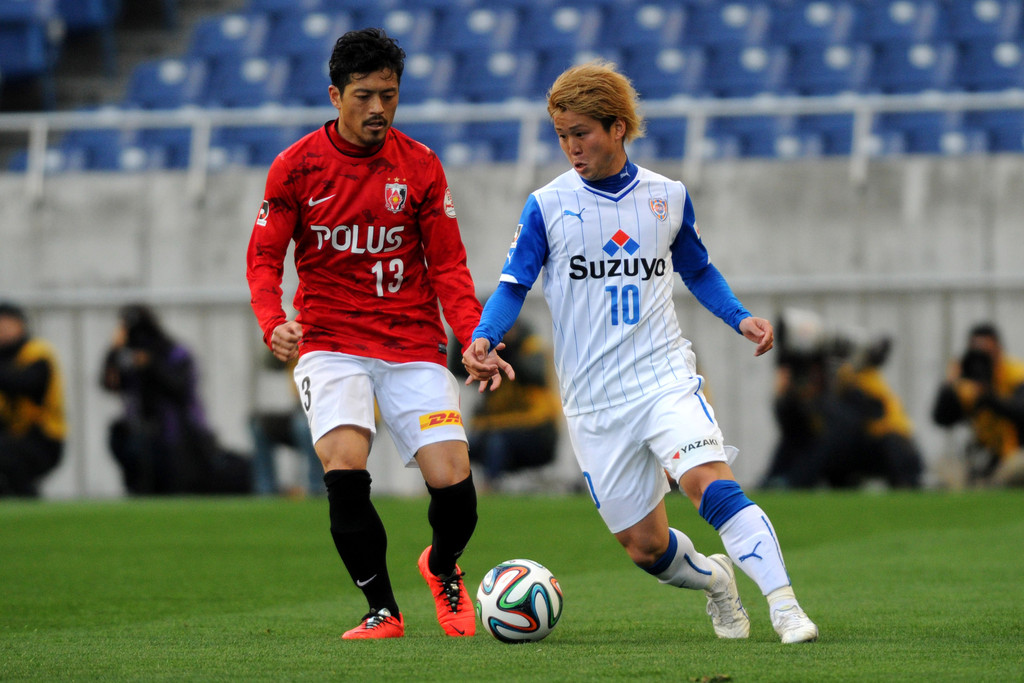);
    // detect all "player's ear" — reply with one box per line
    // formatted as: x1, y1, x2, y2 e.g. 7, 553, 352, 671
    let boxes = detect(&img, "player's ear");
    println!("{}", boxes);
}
328, 84, 343, 109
